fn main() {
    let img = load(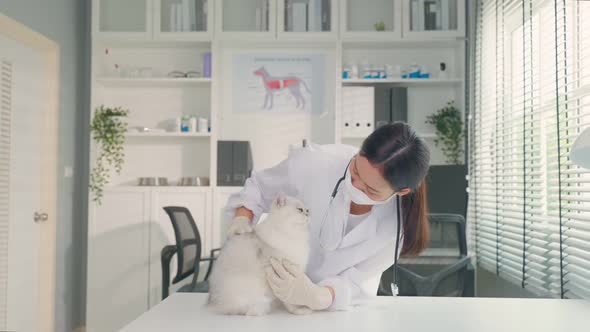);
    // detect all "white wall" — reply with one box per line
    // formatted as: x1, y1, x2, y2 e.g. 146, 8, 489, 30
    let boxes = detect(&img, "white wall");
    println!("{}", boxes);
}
0, 1, 90, 331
